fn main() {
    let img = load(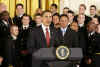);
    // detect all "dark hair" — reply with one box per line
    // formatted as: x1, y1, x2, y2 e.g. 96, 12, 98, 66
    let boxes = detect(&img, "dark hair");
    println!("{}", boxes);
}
68, 10, 74, 15
34, 13, 42, 17
41, 10, 51, 16
53, 13, 60, 17
60, 14, 69, 19
16, 3, 24, 9
92, 16, 99, 22
0, 11, 9, 20
10, 24, 18, 30
51, 3, 57, 9
90, 5, 96, 10
93, 16, 99, 19
64, 7, 69, 10
21, 14, 30, 20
